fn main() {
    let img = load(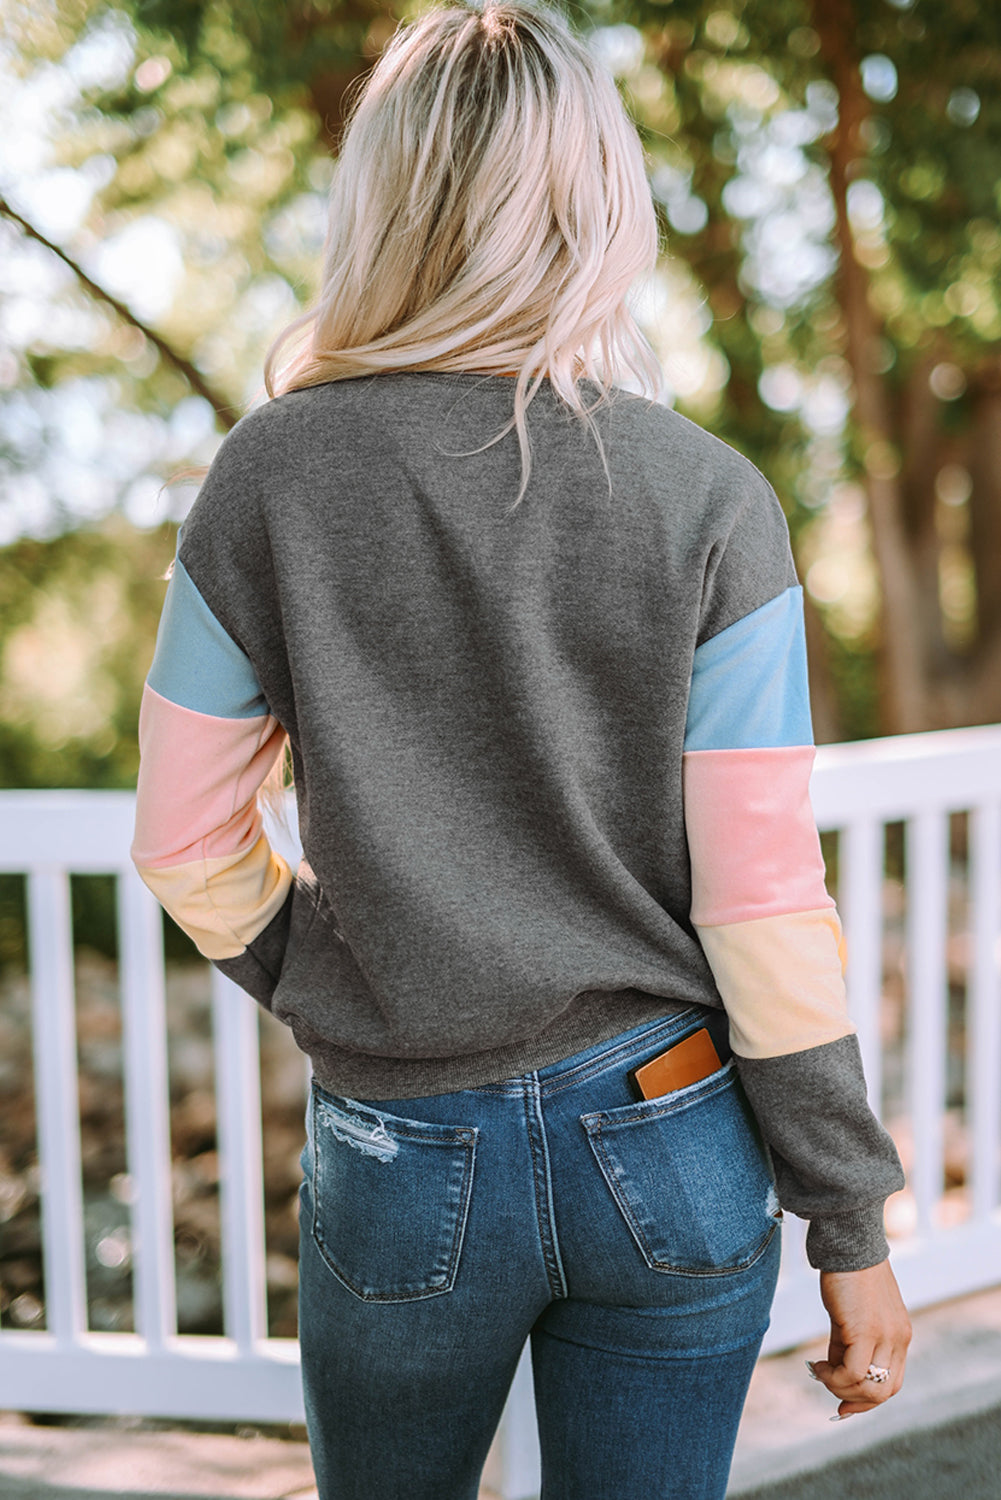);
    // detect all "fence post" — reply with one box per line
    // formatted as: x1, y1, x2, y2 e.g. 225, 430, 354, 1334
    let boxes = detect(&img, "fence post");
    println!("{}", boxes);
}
969, 801, 1001, 1221
213, 971, 269, 1351
28, 868, 88, 1344
906, 810, 949, 1237
841, 818, 884, 1110
118, 867, 177, 1347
